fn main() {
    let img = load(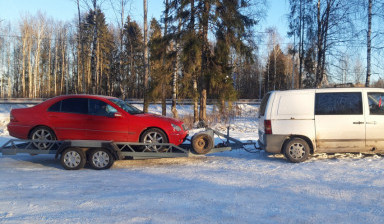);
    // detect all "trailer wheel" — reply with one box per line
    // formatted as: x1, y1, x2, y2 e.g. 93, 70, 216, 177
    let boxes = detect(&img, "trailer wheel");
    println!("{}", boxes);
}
192, 133, 214, 154
283, 138, 310, 163
60, 148, 86, 170
88, 148, 114, 170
